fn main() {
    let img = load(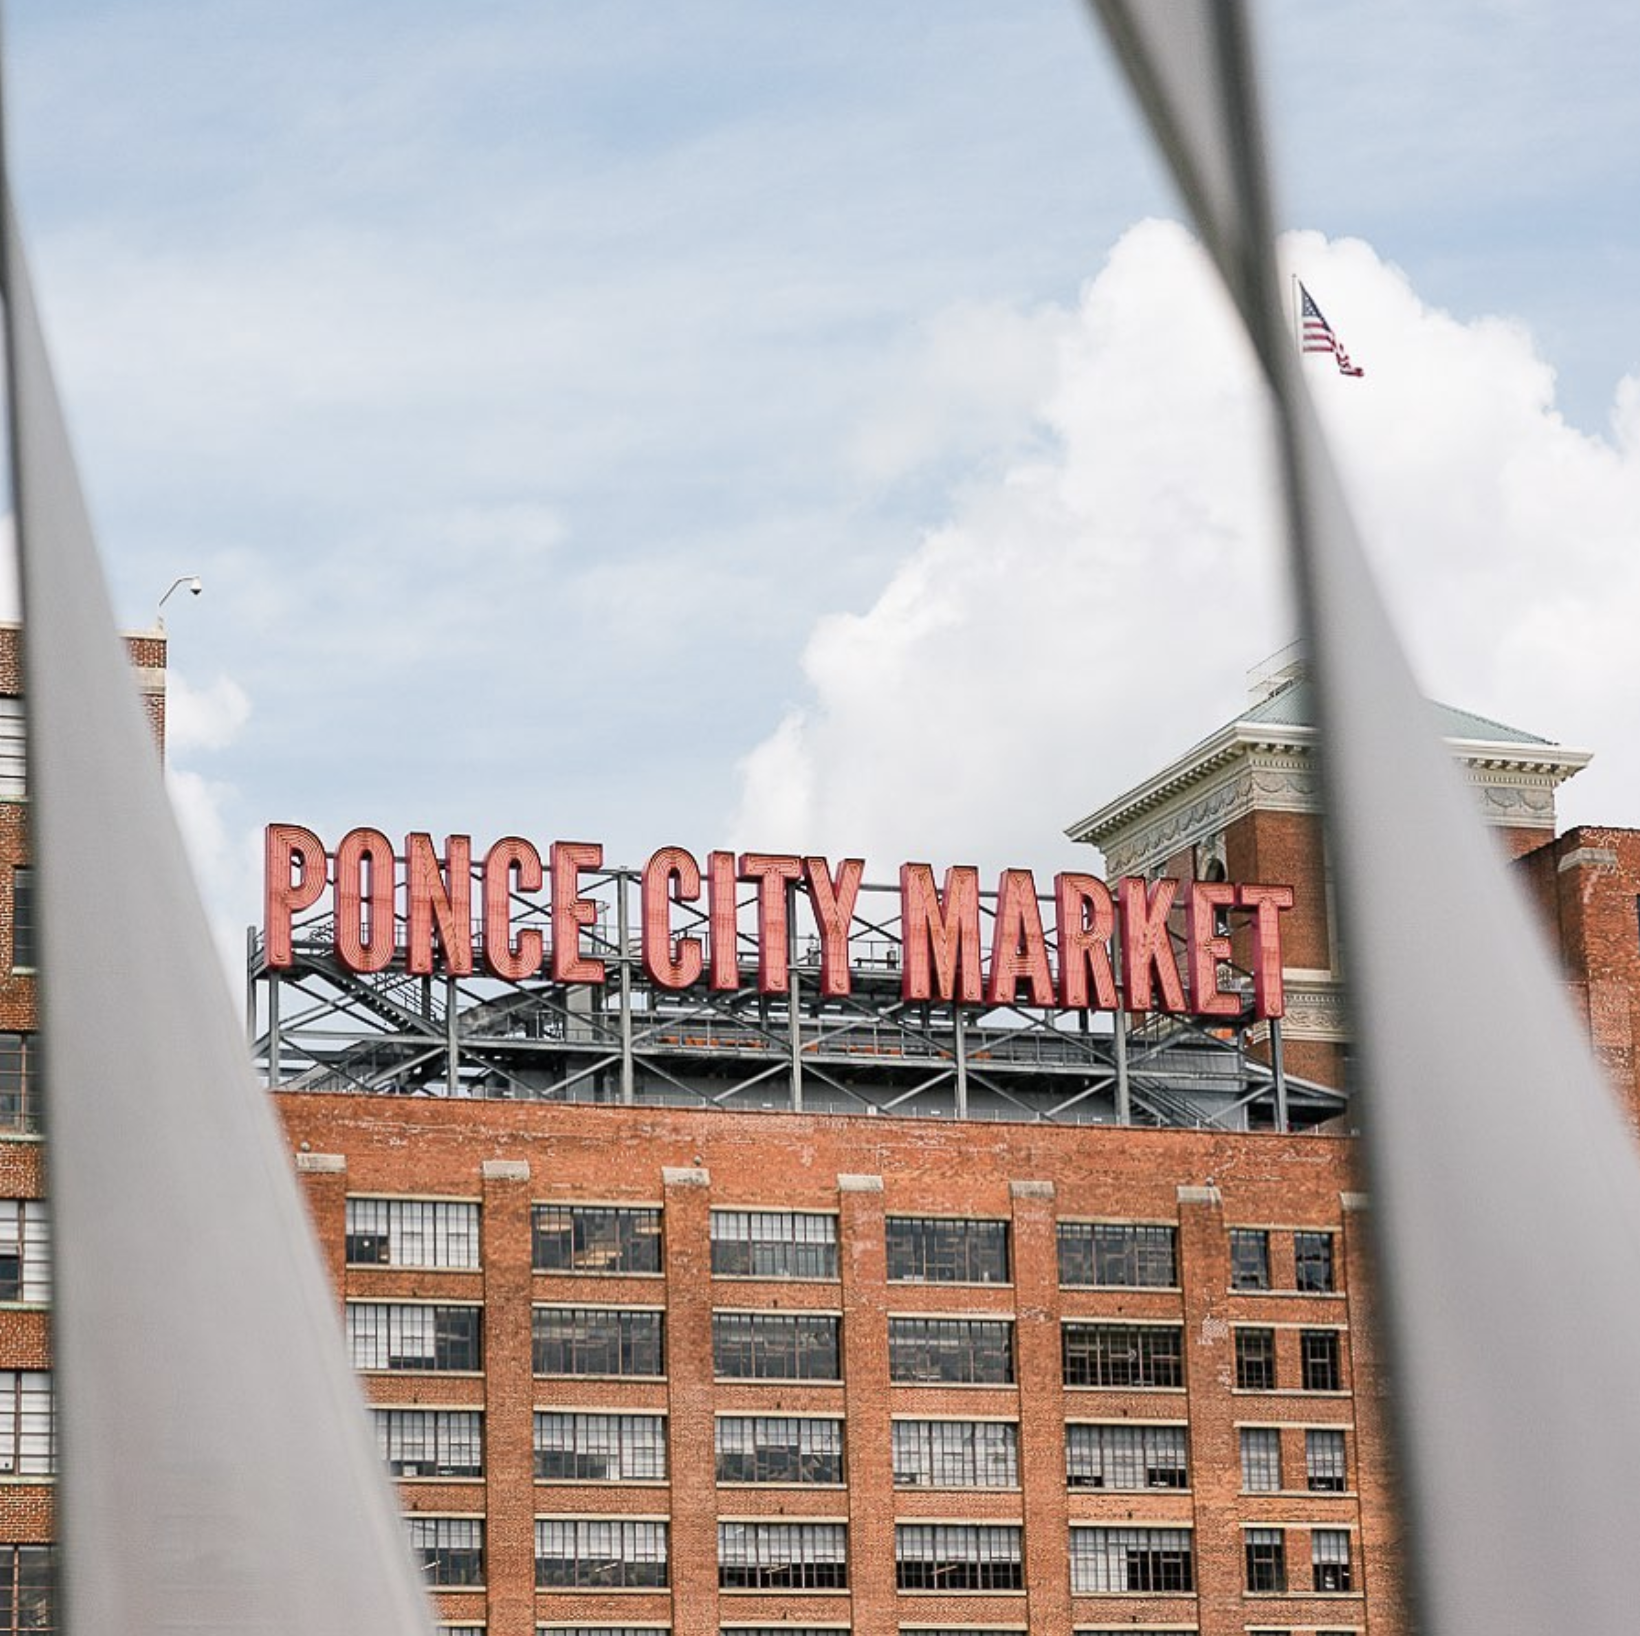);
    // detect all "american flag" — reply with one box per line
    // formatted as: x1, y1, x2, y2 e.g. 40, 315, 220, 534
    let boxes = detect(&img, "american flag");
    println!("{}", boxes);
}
1300, 282, 1365, 377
